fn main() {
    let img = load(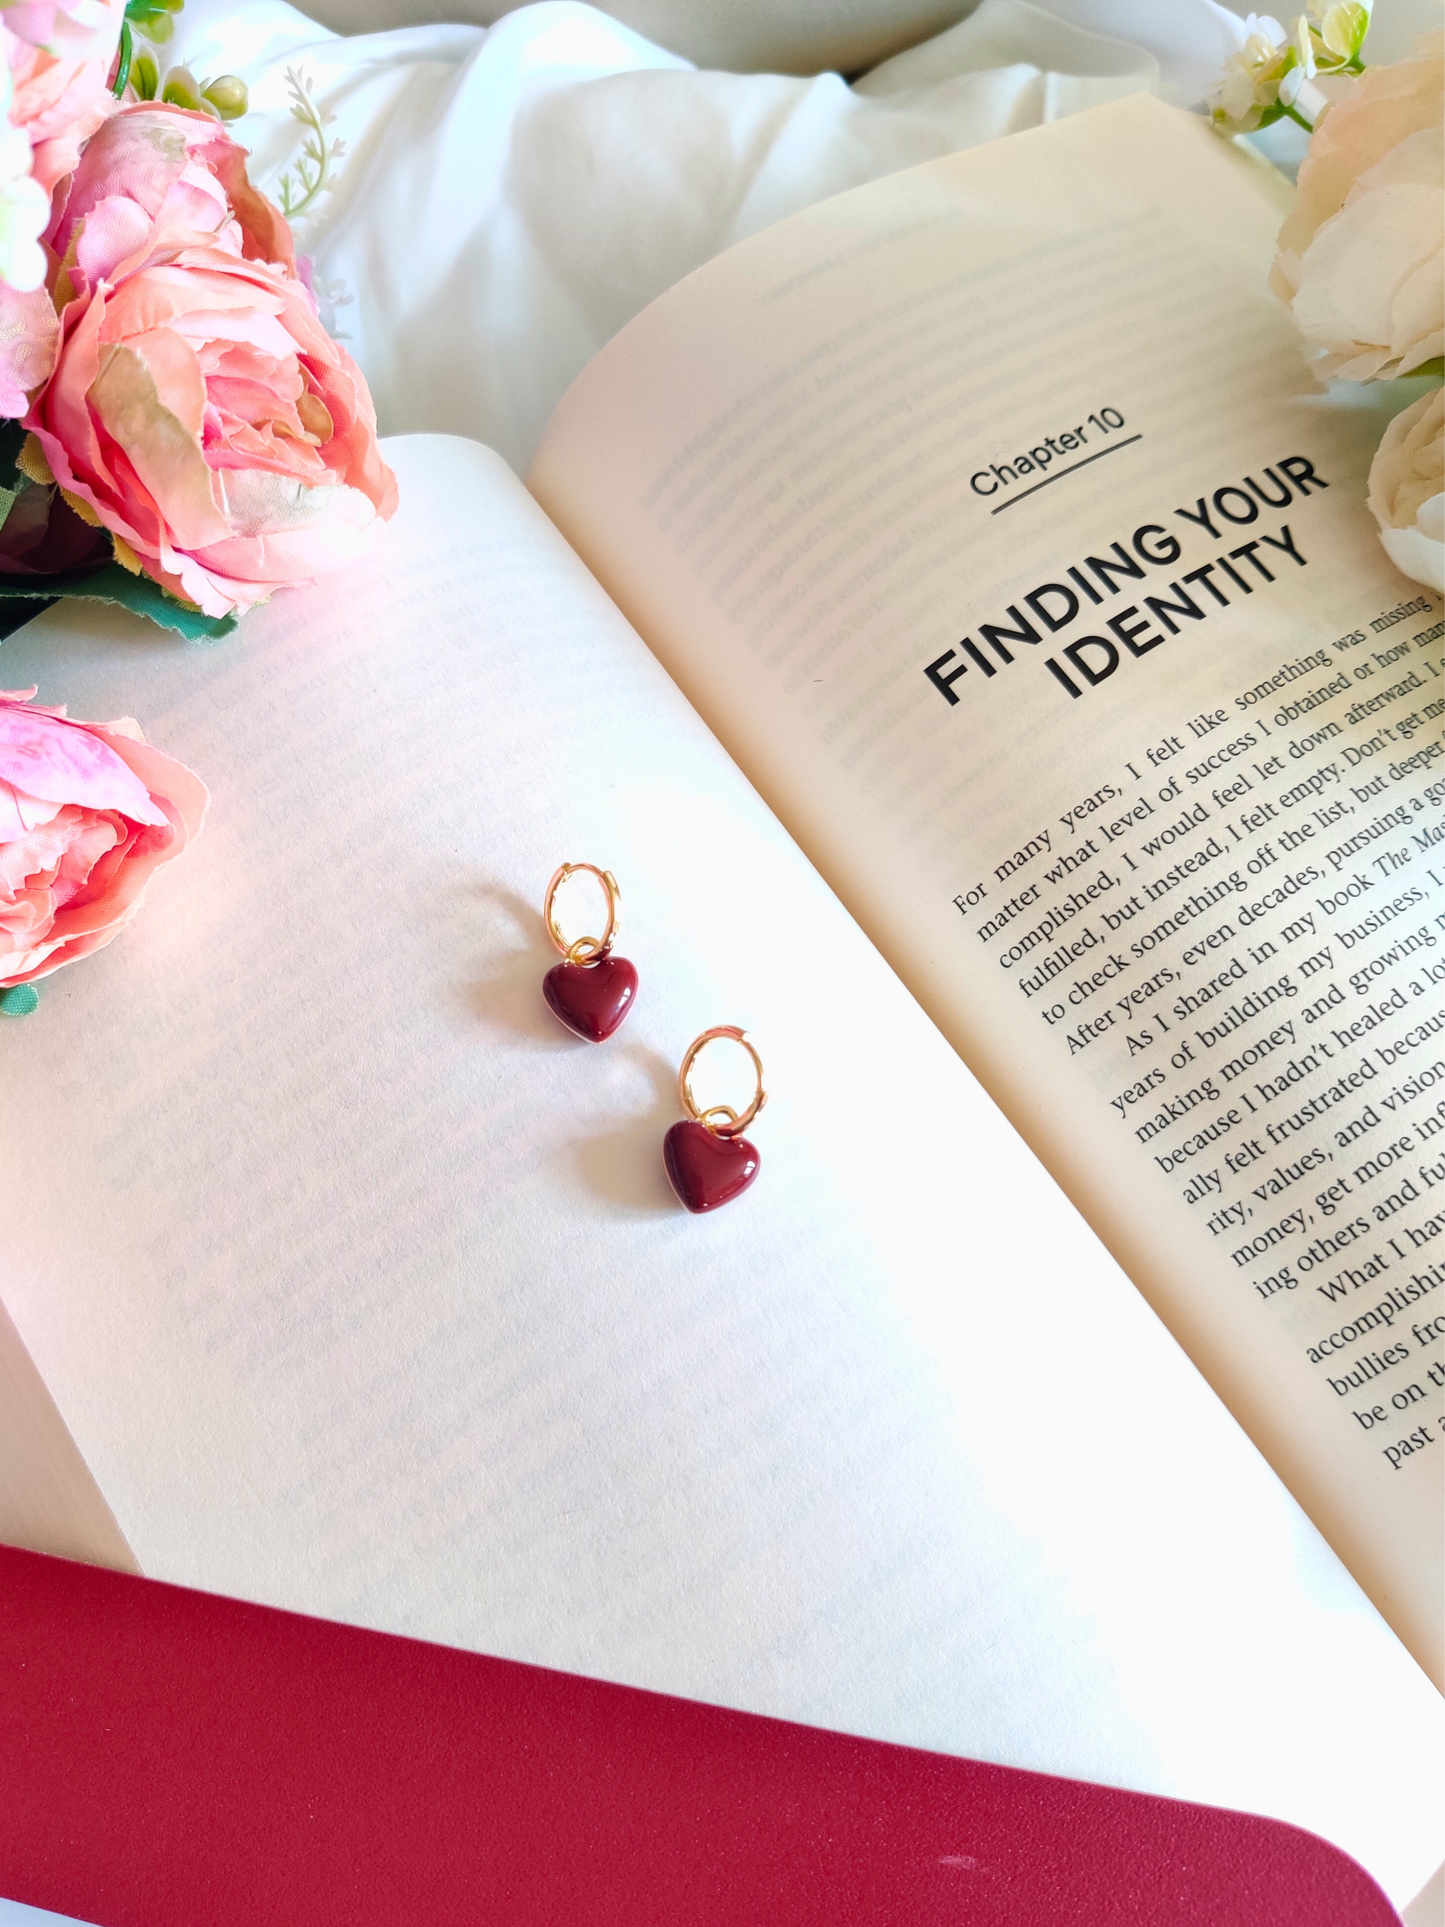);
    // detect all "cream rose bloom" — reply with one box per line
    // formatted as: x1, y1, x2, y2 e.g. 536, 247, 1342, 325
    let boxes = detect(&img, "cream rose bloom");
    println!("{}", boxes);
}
1271, 33, 1444, 382
1368, 388, 1444, 592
